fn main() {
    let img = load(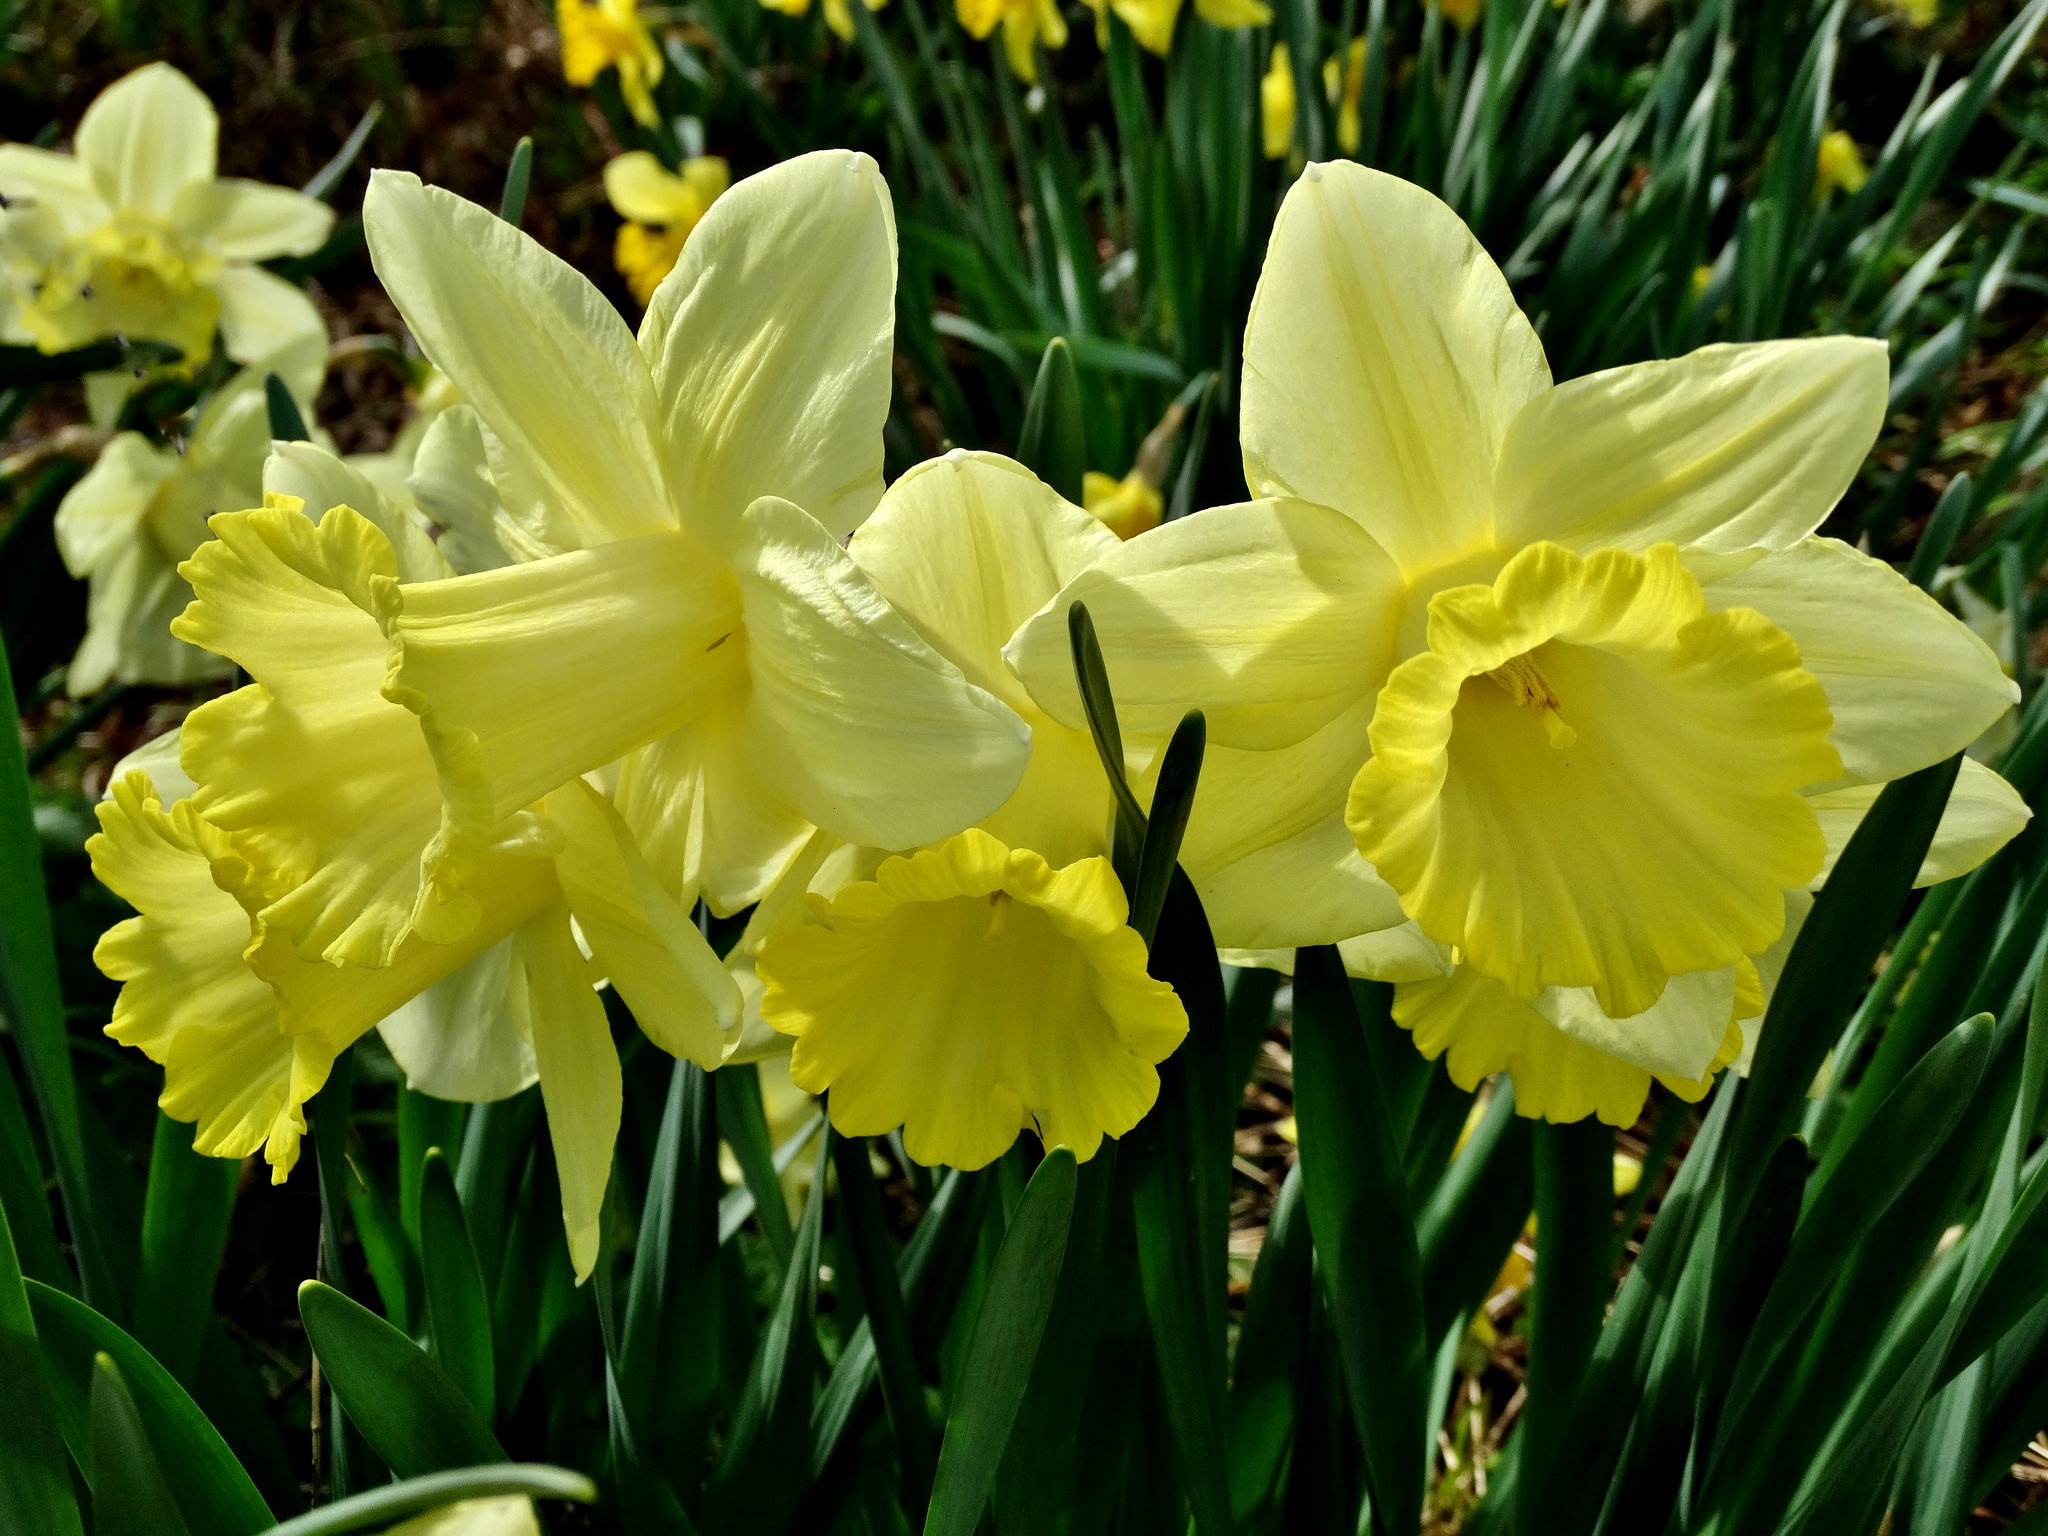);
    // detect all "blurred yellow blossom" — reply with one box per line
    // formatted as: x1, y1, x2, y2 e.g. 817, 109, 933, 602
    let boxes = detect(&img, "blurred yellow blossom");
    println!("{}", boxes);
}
1884, 0, 1939, 24
958, 0, 1069, 79
1816, 129, 1868, 198
1263, 44, 1297, 161
760, 0, 889, 40
1325, 37, 1367, 155
1081, 0, 1270, 56
0, 63, 332, 369
1084, 469, 1164, 541
557, 0, 665, 128
603, 151, 730, 305
1438, 0, 1482, 28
